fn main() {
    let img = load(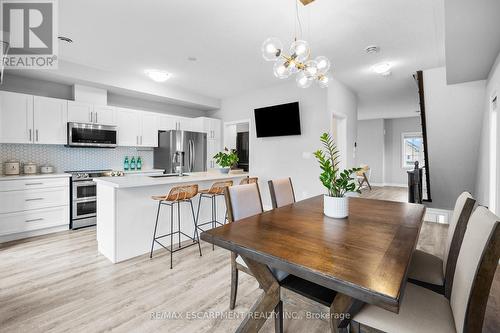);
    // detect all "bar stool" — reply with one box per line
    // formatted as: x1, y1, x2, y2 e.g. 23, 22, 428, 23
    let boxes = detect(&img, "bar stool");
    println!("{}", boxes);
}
150, 184, 202, 269
239, 176, 258, 185
195, 180, 233, 250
